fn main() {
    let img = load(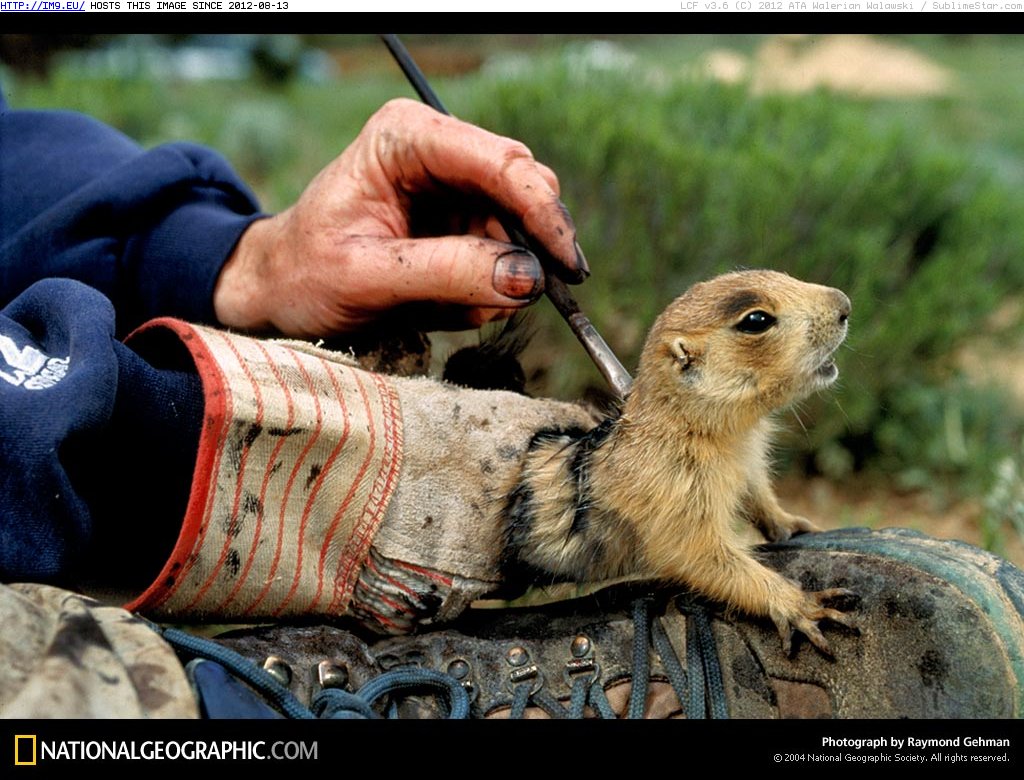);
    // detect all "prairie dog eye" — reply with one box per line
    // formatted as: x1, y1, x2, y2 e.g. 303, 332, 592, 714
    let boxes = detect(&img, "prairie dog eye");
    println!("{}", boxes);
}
735, 310, 776, 334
